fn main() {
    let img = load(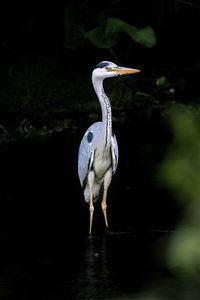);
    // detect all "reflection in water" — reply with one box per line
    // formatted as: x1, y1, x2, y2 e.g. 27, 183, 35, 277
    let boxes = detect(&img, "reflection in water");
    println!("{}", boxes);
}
75, 235, 118, 300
